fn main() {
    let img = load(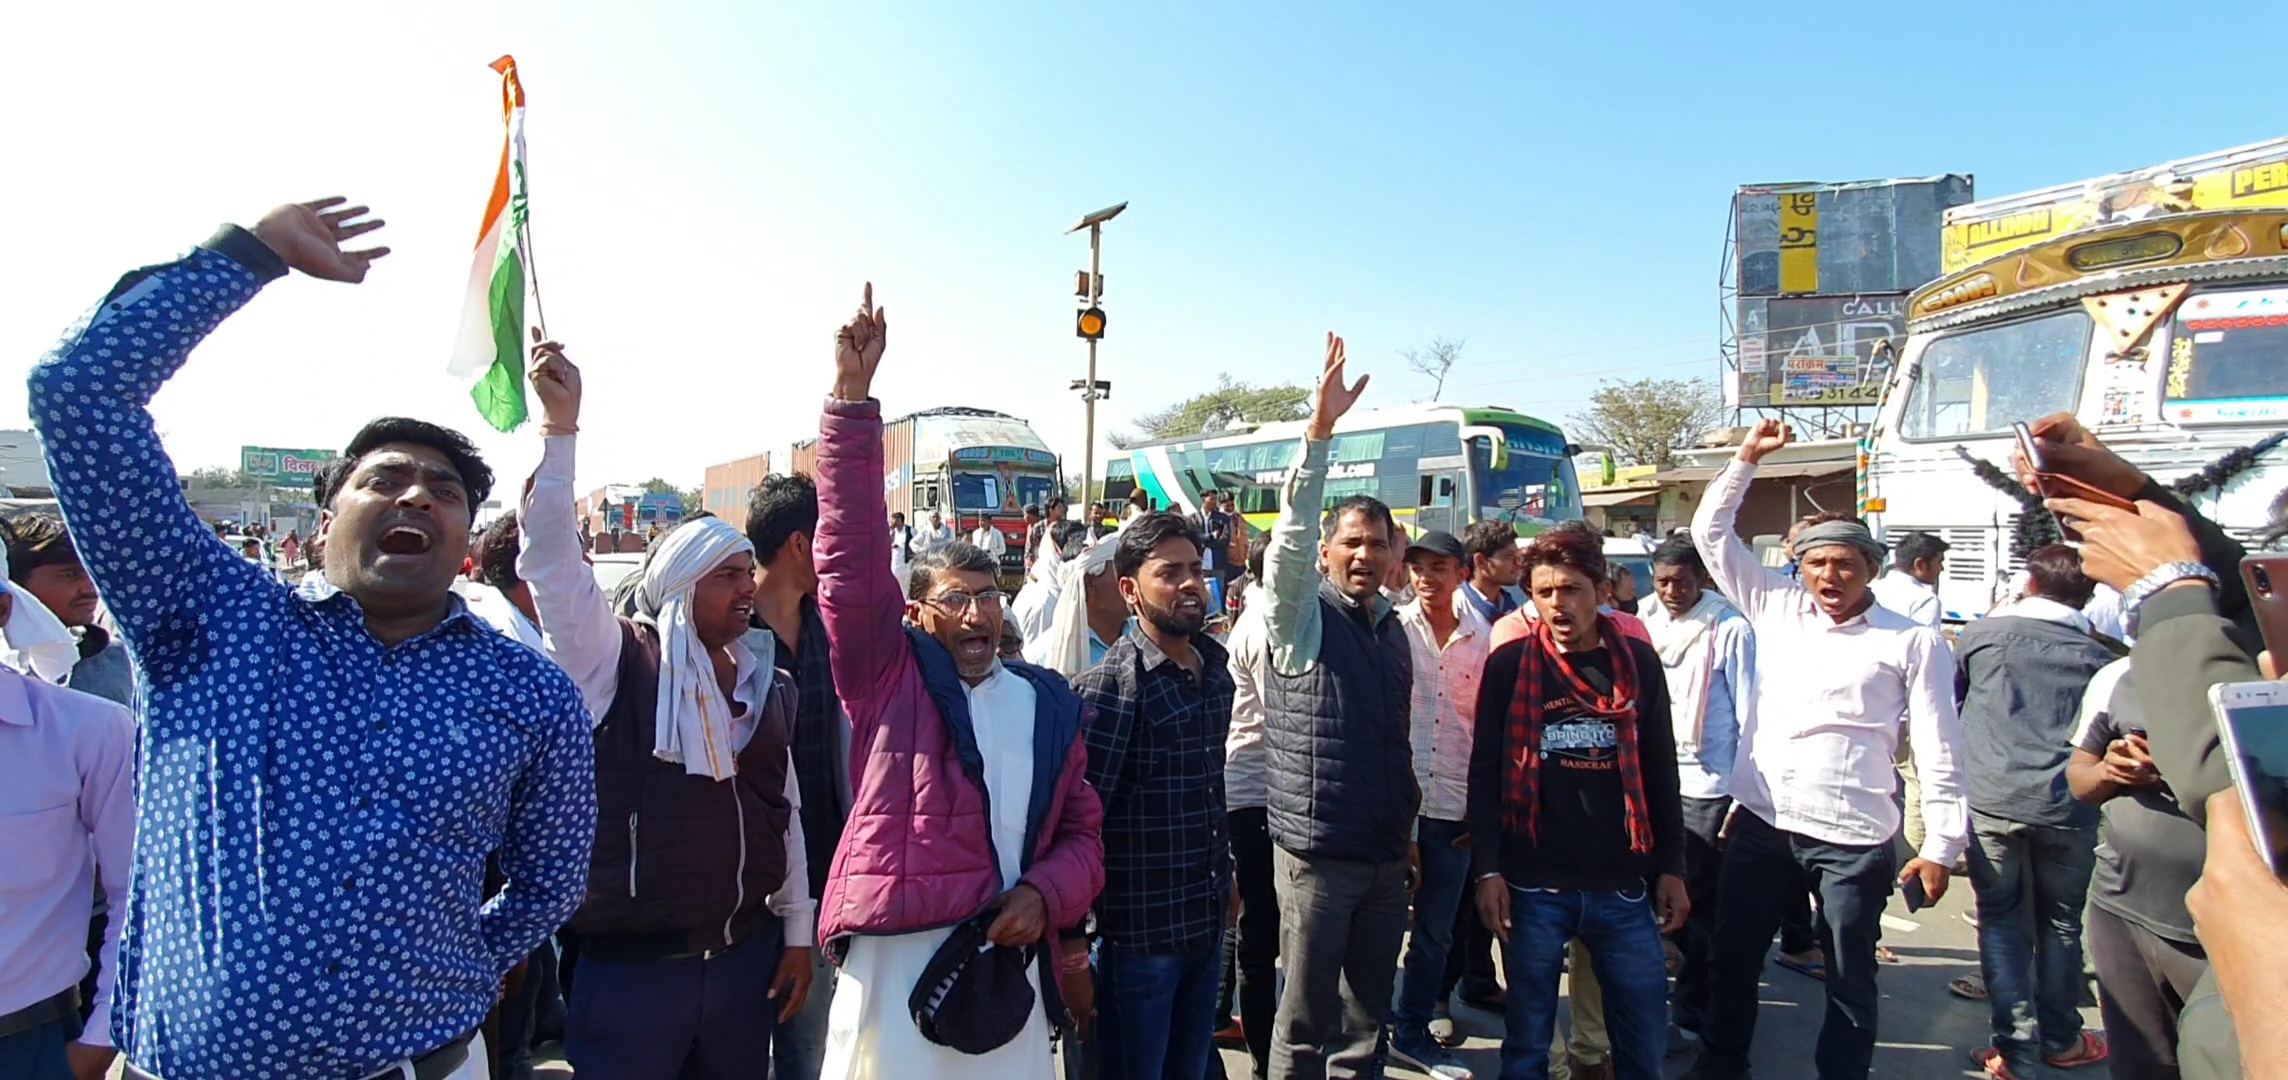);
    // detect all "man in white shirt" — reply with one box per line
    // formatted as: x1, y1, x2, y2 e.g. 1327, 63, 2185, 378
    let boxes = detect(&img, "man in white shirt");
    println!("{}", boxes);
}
1684, 421, 1968, 1080
1642, 535, 1755, 1047
1869, 531, 1948, 628
463, 514, 543, 650
917, 511, 955, 555
1220, 555, 1278, 1080
1386, 530, 1489, 1080
971, 515, 1010, 562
